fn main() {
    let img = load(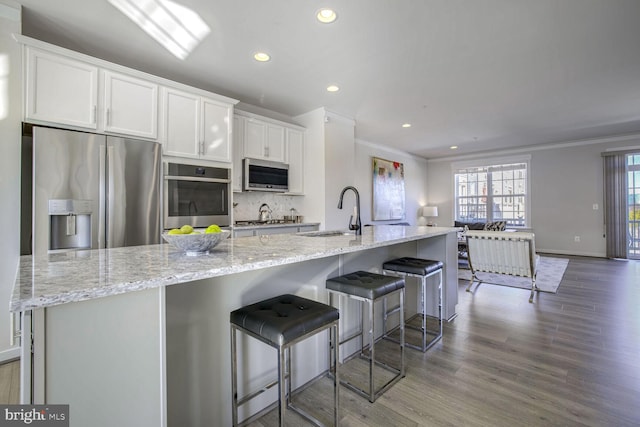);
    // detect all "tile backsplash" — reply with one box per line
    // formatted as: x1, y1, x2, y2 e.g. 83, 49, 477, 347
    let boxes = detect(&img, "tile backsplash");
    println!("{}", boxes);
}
232, 192, 304, 221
